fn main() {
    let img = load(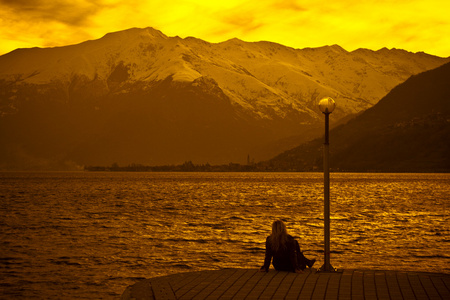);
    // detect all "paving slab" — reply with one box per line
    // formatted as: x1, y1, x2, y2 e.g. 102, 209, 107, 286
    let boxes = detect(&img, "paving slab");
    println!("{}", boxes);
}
121, 269, 450, 300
